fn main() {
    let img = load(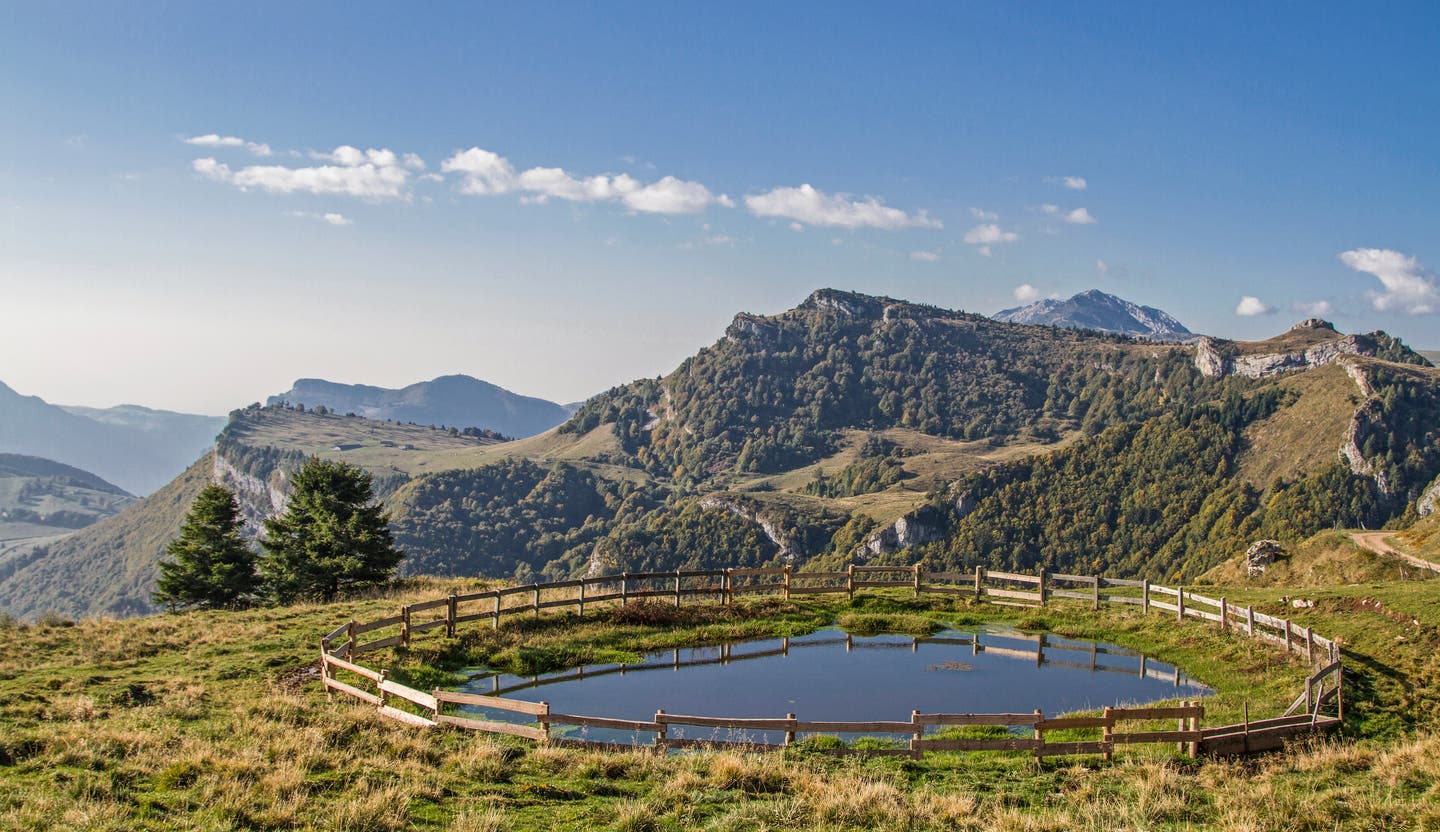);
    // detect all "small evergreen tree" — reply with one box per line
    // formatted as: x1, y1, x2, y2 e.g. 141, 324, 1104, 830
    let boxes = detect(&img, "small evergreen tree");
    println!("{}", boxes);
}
153, 485, 257, 610
259, 457, 404, 603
